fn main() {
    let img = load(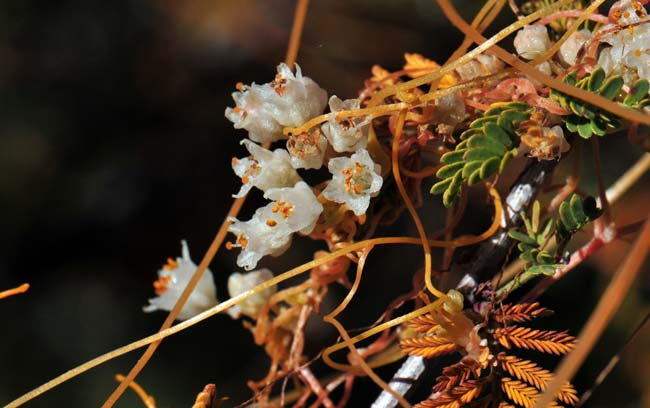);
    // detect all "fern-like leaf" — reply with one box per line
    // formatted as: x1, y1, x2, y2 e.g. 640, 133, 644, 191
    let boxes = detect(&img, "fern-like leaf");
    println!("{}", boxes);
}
416, 379, 485, 408
495, 326, 576, 355
499, 355, 553, 390
400, 335, 460, 358
501, 378, 562, 408
432, 102, 532, 206
408, 313, 441, 334
433, 359, 482, 393
556, 194, 602, 243
494, 303, 553, 323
